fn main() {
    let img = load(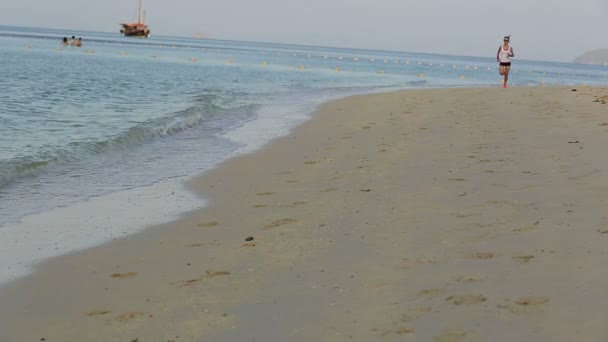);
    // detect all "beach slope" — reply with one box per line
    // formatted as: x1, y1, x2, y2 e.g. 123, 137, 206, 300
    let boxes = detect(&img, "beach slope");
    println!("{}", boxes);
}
1, 87, 608, 341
